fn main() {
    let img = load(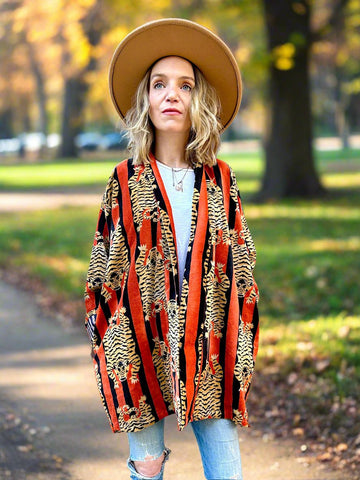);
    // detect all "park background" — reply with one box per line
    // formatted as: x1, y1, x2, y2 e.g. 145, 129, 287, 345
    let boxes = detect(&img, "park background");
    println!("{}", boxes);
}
0, 0, 359, 476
